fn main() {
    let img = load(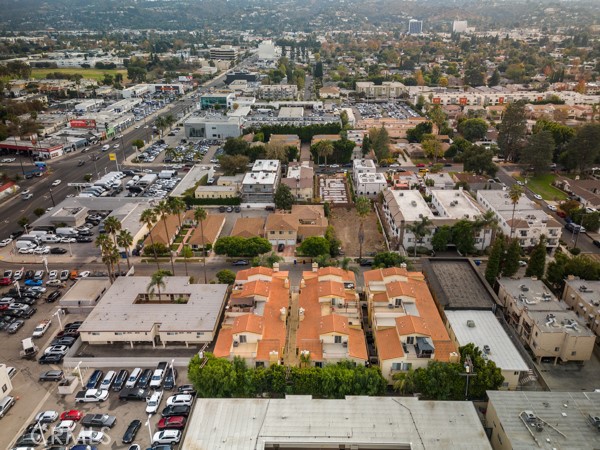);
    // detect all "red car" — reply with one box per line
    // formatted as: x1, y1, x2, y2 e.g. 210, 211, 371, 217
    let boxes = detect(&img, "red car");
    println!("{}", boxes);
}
557, 211, 567, 218
416, 163, 426, 168
157, 415, 187, 430
0, 277, 12, 286
60, 409, 83, 421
